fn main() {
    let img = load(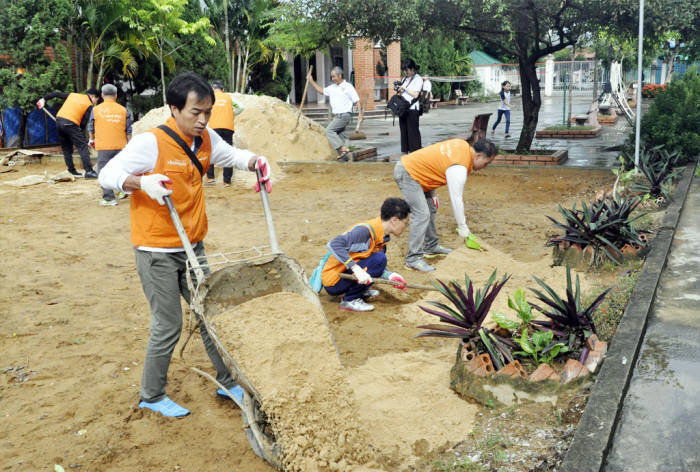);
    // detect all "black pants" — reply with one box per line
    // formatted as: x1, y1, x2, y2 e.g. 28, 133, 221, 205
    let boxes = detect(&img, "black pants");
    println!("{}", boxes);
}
56, 117, 93, 172
399, 109, 421, 153
206, 128, 234, 183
